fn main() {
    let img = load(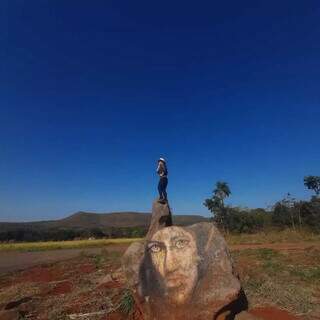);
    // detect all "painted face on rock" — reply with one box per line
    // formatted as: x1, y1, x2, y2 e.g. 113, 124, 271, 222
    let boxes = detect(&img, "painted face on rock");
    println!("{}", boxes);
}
147, 227, 200, 305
